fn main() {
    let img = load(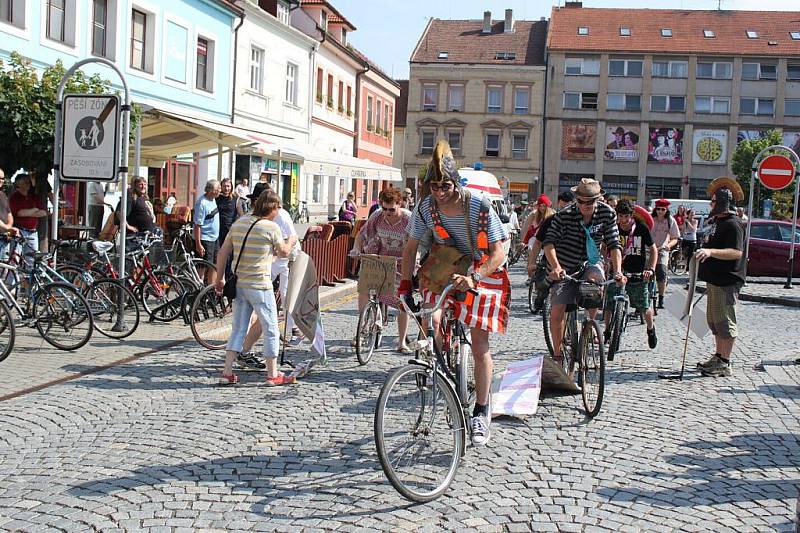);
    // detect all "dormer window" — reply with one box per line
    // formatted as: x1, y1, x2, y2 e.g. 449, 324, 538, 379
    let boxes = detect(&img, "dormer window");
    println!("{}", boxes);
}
320, 10, 327, 31
661, 28, 672, 37
495, 52, 516, 60
341, 28, 347, 45
578, 27, 588, 35
746, 30, 758, 39
438, 51, 448, 60
703, 29, 715, 38
792, 31, 800, 40
619, 27, 631, 36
